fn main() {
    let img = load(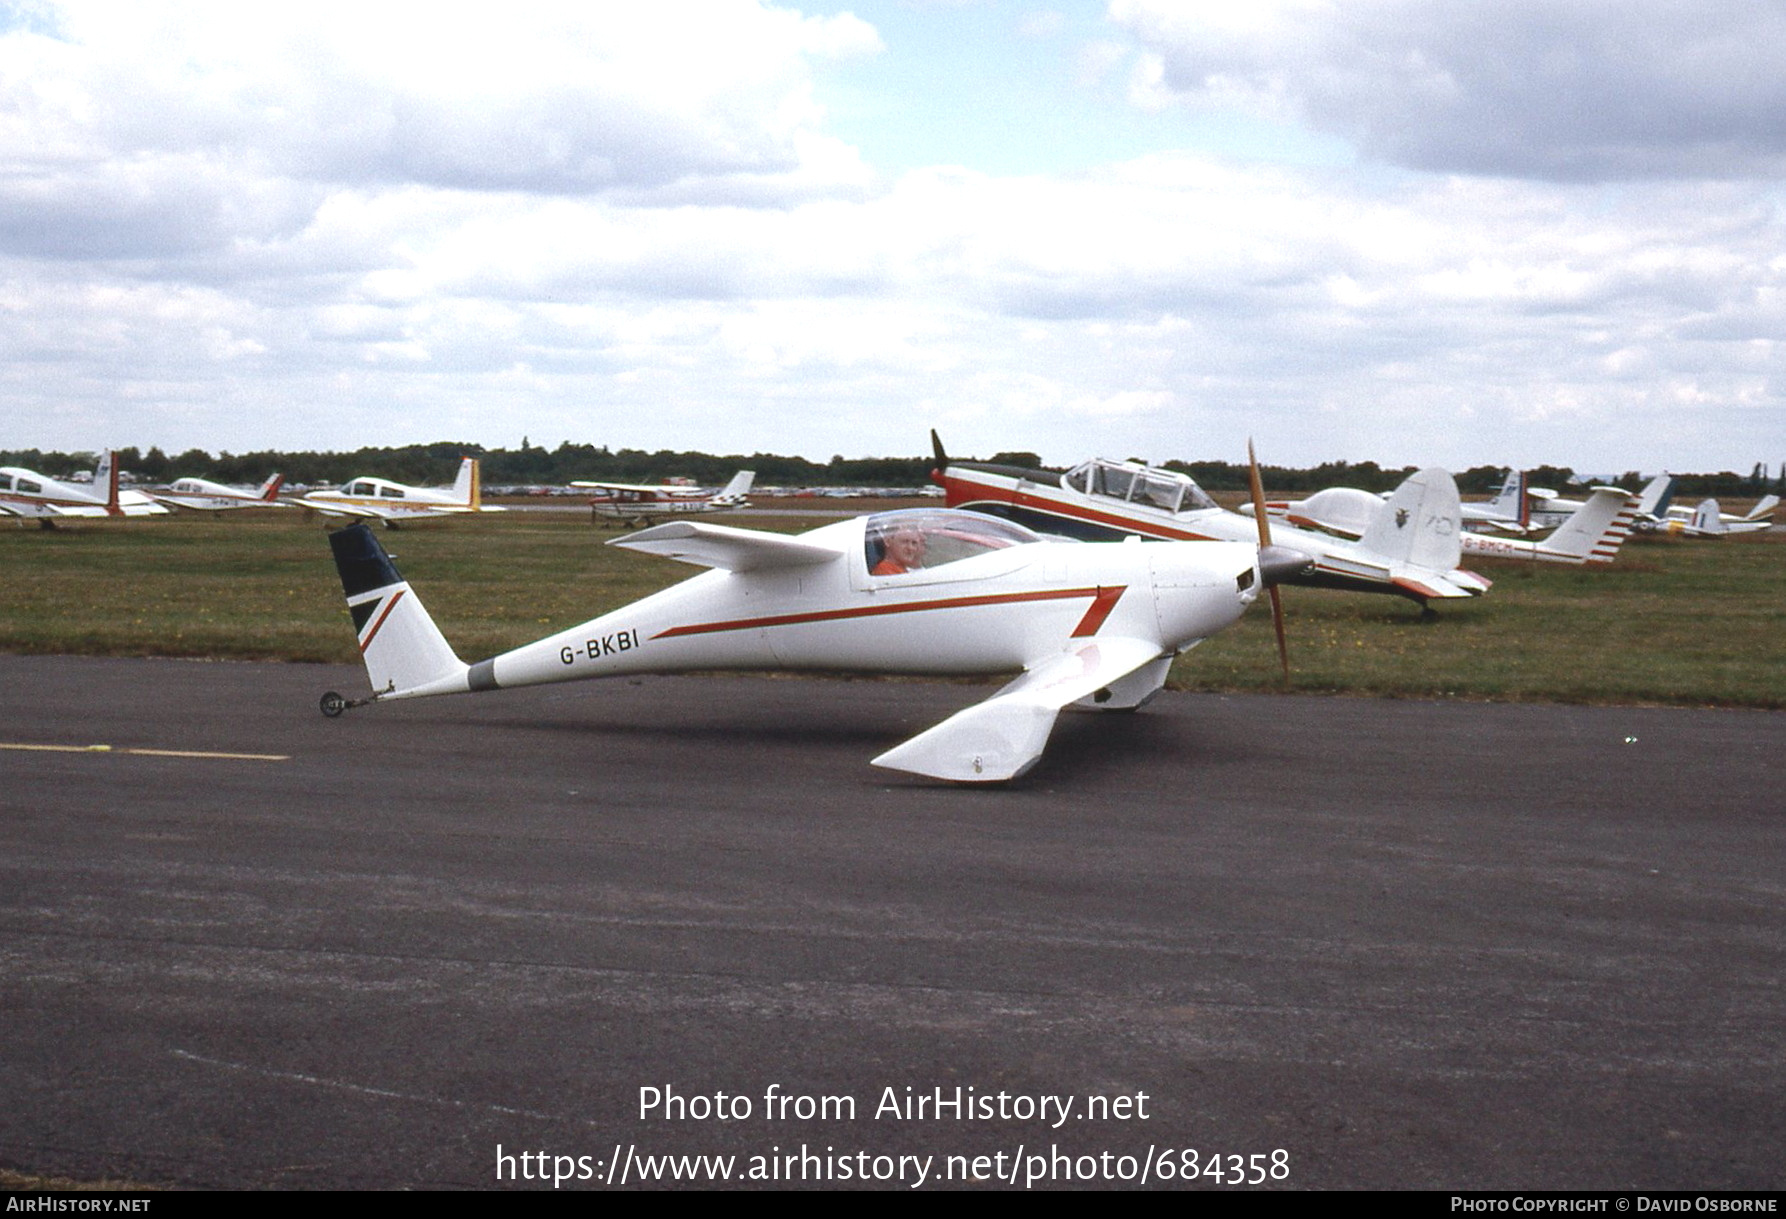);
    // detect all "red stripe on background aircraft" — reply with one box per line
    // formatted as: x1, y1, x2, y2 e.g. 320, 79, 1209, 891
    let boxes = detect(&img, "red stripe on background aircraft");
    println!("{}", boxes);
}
928, 434, 1489, 607
0, 452, 169, 525
152, 473, 291, 512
